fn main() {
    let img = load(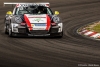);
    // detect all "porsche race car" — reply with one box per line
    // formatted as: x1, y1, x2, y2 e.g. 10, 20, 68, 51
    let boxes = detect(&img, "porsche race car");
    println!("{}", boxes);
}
4, 2, 63, 37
